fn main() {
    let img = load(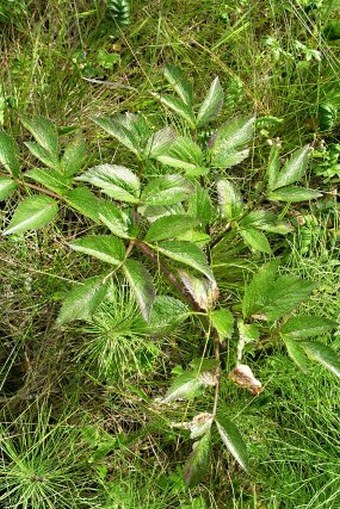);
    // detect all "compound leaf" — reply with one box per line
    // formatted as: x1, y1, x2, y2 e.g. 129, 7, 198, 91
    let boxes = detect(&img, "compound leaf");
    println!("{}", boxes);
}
196, 77, 224, 127
272, 145, 310, 190
184, 432, 211, 488
0, 131, 20, 176
69, 235, 125, 265
216, 414, 249, 471
156, 240, 214, 281
0, 177, 17, 201
145, 214, 198, 242
164, 65, 193, 105
123, 259, 155, 320
4, 195, 58, 236
210, 309, 234, 340
301, 341, 340, 378
282, 315, 337, 338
